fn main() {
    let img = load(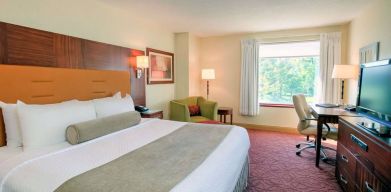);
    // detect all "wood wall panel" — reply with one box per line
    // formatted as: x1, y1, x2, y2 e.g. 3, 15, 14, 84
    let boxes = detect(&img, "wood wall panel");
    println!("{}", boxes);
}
54, 34, 70, 68
0, 22, 145, 105
130, 49, 146, 106
0, 23, 5, 64
6, 24, 56, 66
82, 40, 129, 71
68, 37, 83, 68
